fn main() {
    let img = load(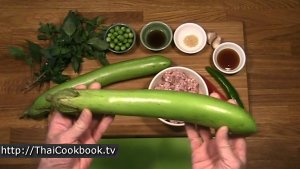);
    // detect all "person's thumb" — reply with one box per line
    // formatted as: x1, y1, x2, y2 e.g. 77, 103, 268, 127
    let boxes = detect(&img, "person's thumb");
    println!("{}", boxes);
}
216, 126, 236, 160
63, 109, 92, 142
